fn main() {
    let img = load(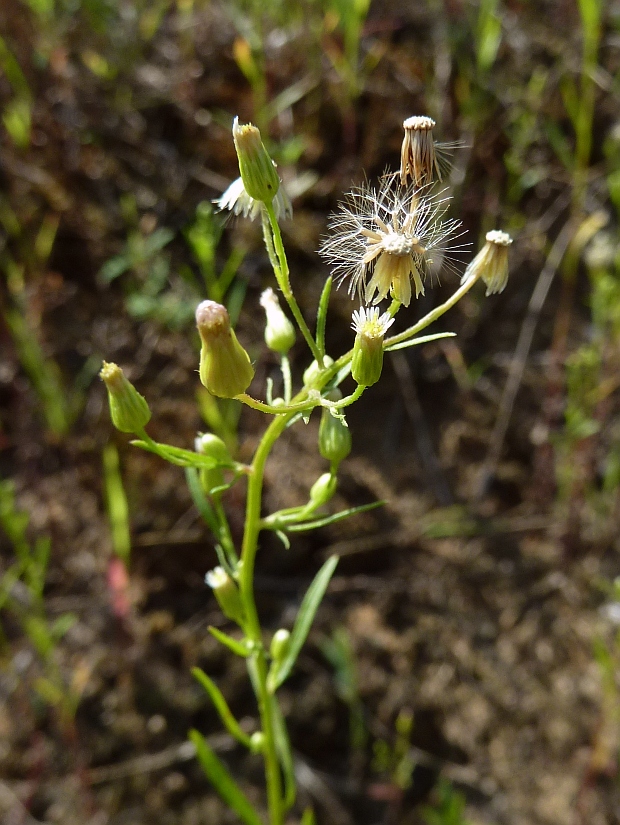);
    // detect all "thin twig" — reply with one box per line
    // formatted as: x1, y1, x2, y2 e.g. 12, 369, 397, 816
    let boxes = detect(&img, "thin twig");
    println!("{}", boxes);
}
474, 220, 575, 498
